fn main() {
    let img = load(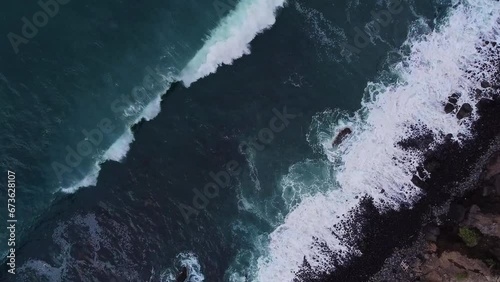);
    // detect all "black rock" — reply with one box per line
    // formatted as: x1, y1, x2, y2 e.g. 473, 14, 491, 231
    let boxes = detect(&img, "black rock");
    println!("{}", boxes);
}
456, 103, 473, 119
444, 103, 455, 114
333, 127, 352, 146
476, 98, 493, 110
482, 185, 496, 197
481, 80, 491, 88
492, 246, 500, 261
176, 267, 188, 282
417, 166, 426, 178
450, 92, 461, 99
448, 204, 466, 223
424, 225, 440, 242
494, 174, 500, 194
411, 175, 428, 190
448, 97, 458, 104
424, 159, 440, 173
